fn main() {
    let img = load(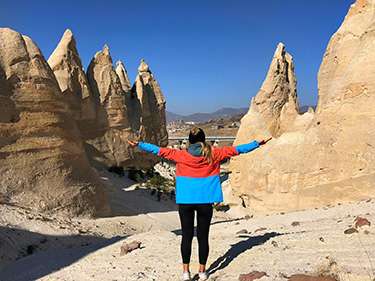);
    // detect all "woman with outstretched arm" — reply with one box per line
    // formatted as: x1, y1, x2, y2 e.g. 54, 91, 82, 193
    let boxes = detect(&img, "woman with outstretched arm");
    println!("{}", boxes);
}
128, 127, 271, 281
